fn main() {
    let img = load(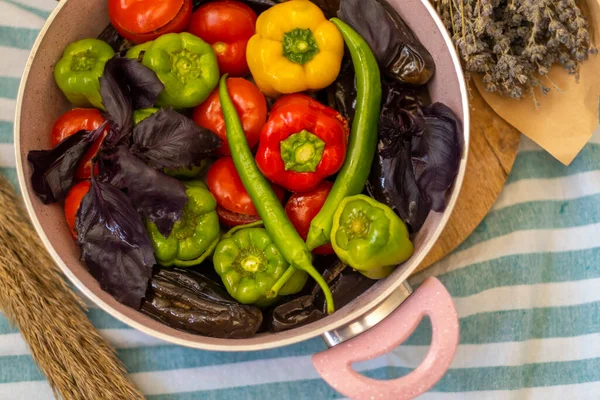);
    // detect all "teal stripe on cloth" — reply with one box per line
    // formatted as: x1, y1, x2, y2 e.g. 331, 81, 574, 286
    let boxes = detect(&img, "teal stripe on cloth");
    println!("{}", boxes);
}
2, 0, 50, 19
0, 26, 39, 49
431, 247, 600, 297
508, 144, 600, 183
94, 299, 600, 374
85, 308, 130, 330
0, 317, 18, 335
146, 380, 343, 400
0, 308, 129, 335
145, 357, 600, 399
456, 194, 600, 252
0, 355, 44, 383
5, 351, 600, 393
0, 121, 13, 143
0, 77, 20, 99
404, 301, 600, 346
117, 339, 326, 375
